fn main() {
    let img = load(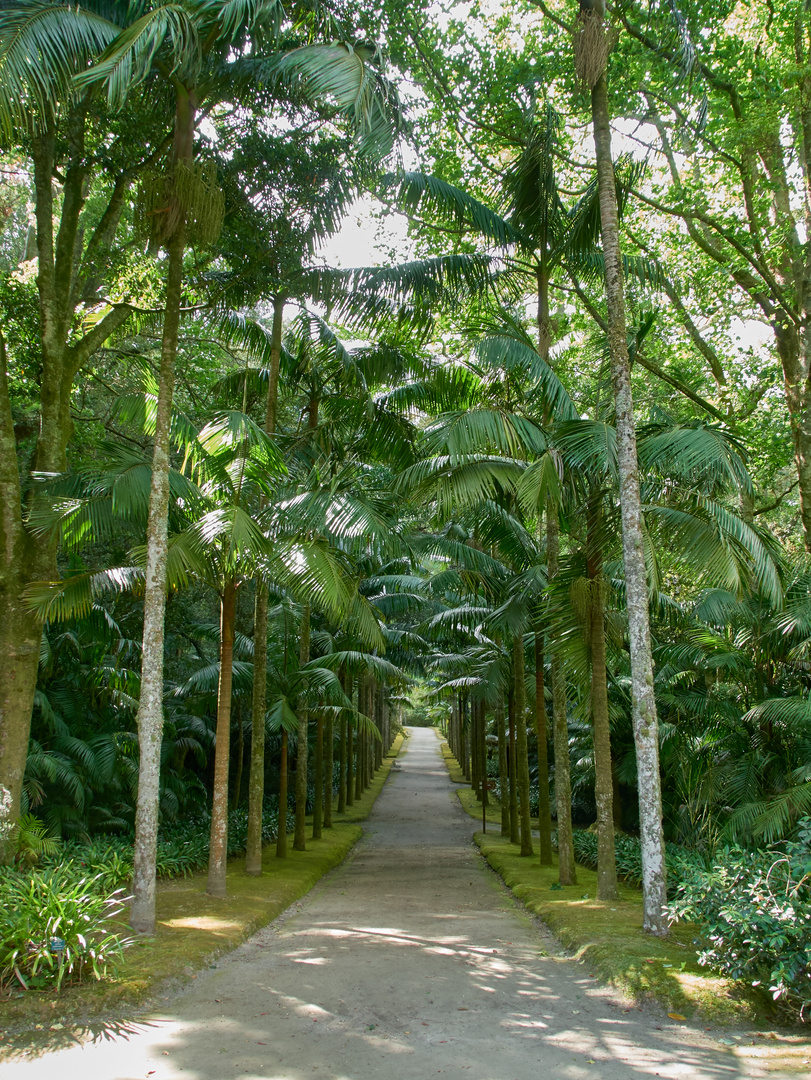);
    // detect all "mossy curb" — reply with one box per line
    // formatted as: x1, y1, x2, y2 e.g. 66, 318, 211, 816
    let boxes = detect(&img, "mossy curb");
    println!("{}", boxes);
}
438, 737, 467, 785
441, 740, 768, 1027
0, 735, 404, 1049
